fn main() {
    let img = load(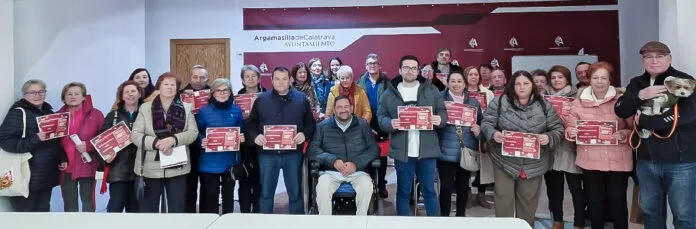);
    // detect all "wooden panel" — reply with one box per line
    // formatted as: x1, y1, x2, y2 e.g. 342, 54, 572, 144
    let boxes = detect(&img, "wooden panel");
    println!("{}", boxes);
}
170, 38, 230, 89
